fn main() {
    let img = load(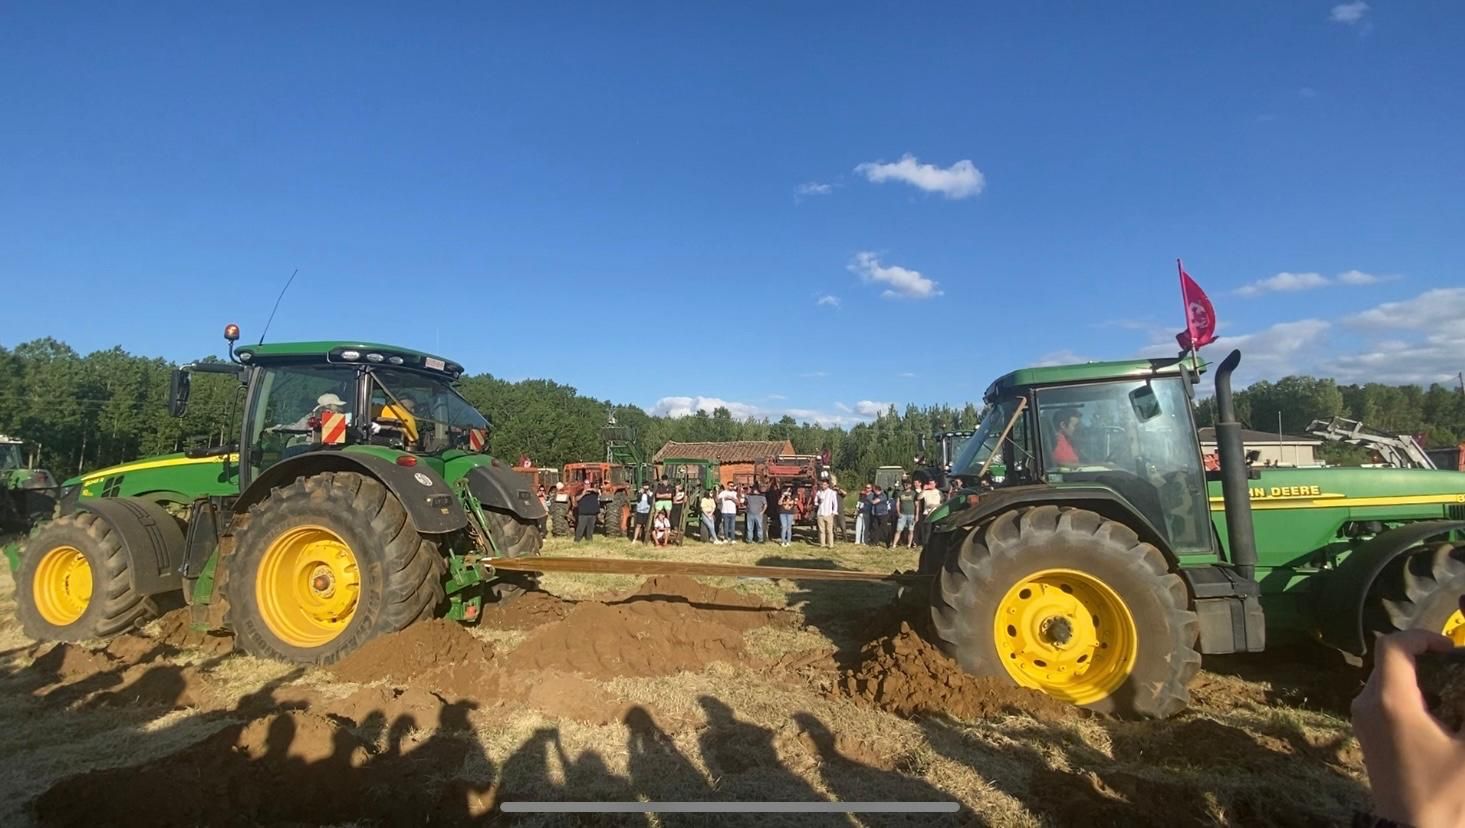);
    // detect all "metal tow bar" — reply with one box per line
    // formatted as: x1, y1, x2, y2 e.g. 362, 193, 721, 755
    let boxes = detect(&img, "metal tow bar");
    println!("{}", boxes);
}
484, 556, 932, 583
